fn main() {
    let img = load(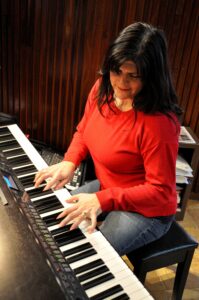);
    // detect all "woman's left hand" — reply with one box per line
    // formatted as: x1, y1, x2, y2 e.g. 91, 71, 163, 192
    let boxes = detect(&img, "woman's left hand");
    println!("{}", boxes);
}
57, 193, 102, 233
